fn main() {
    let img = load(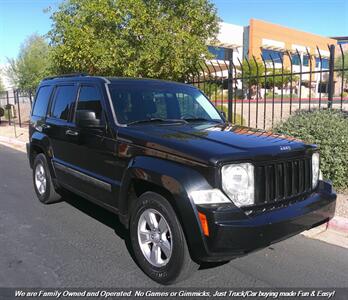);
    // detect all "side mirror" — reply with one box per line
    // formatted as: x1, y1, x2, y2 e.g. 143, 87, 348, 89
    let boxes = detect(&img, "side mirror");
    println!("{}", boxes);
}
76, 110, 103, 128
220, 110, 227, 118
